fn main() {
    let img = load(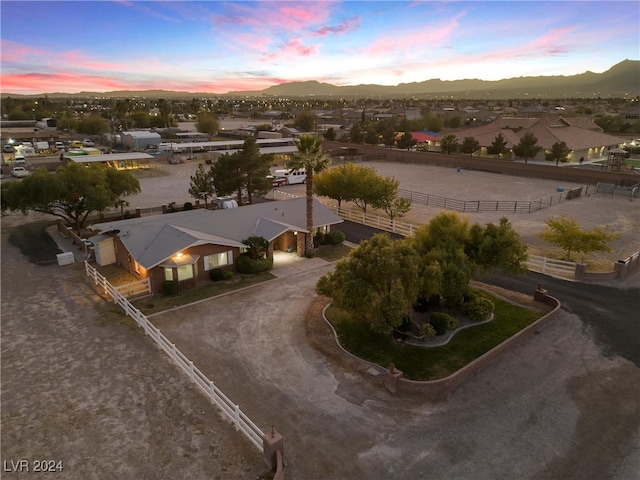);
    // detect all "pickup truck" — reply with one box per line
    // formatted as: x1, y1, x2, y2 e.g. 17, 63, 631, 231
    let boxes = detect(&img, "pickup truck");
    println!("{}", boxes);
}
11, 166, 29, 178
